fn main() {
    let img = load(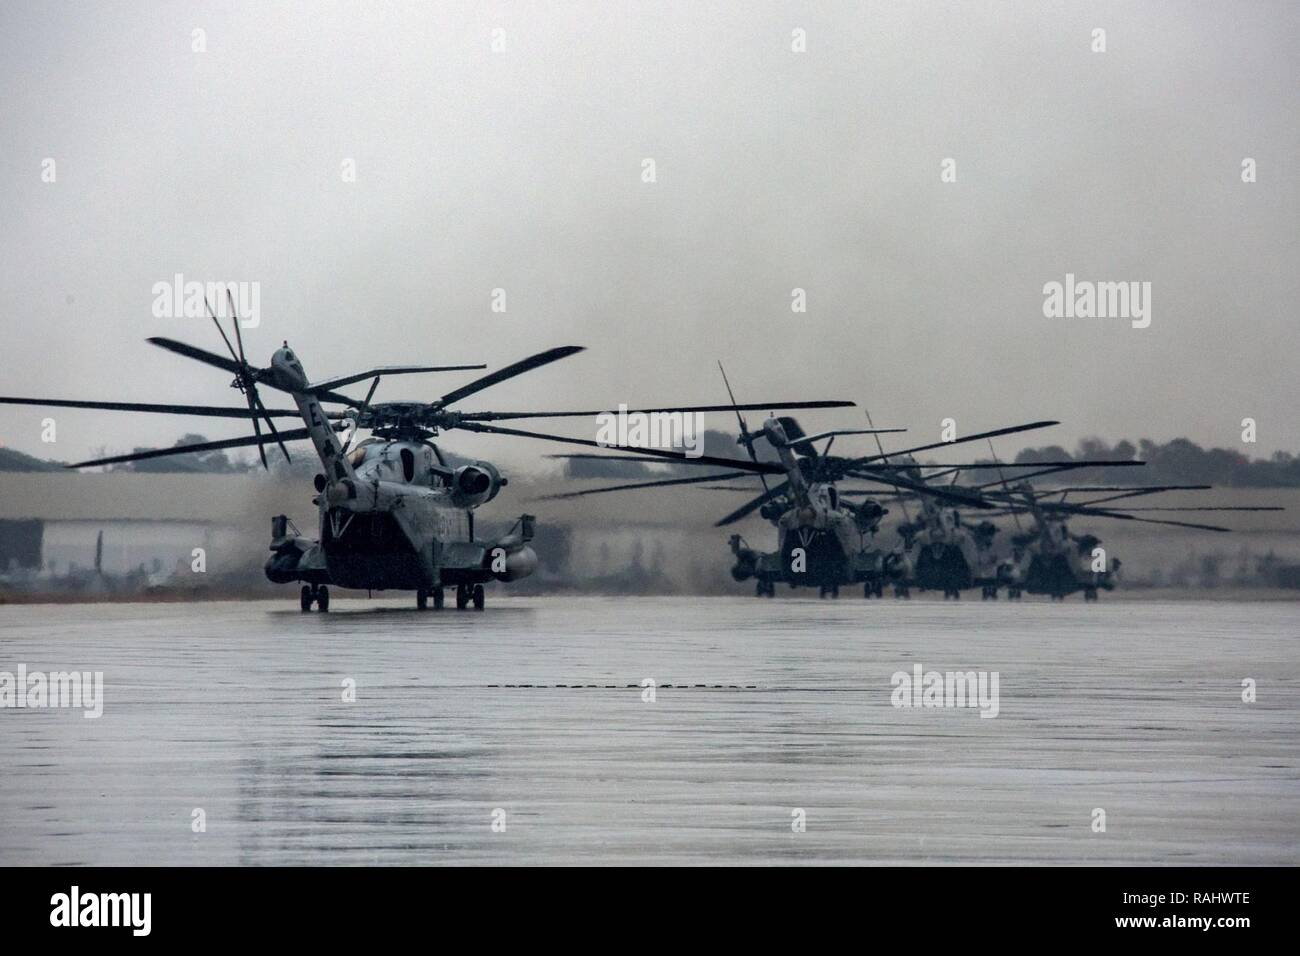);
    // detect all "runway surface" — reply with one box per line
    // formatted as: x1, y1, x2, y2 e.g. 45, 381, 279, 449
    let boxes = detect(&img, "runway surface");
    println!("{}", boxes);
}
0, 597, 1296, 865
